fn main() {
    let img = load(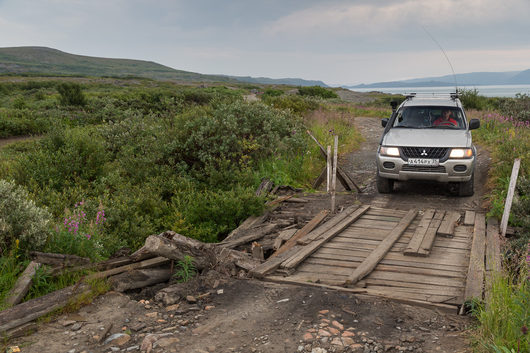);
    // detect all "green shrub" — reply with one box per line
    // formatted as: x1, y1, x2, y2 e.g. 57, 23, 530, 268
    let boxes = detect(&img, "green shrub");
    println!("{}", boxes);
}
57, 82, 87, 106
262, 88, 283, 98
298, 86, 338, 99
499, 93, 530, 122
262, 94, 319, 114
0, 179, 51, 254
